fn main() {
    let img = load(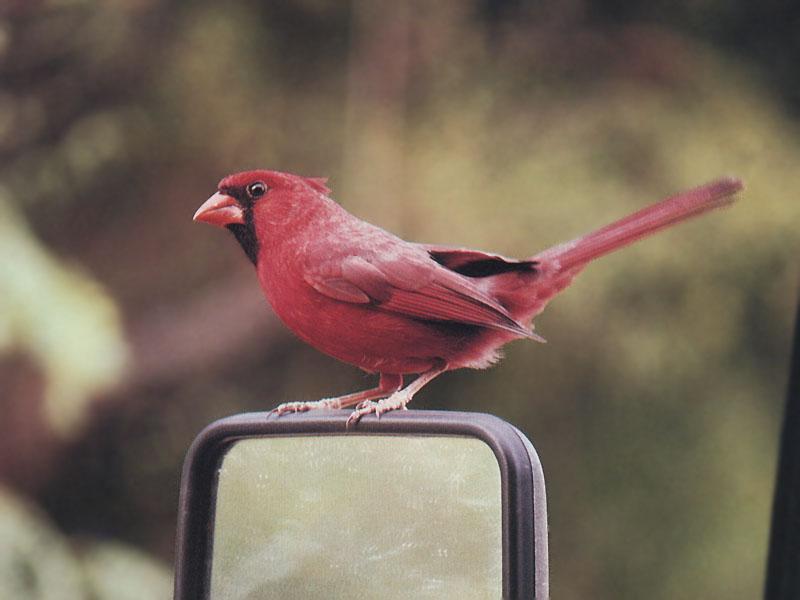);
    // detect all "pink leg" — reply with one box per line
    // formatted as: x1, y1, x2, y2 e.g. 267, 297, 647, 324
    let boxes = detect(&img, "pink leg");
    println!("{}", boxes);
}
271, 373, 403, 416
346, 364, 448, 427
